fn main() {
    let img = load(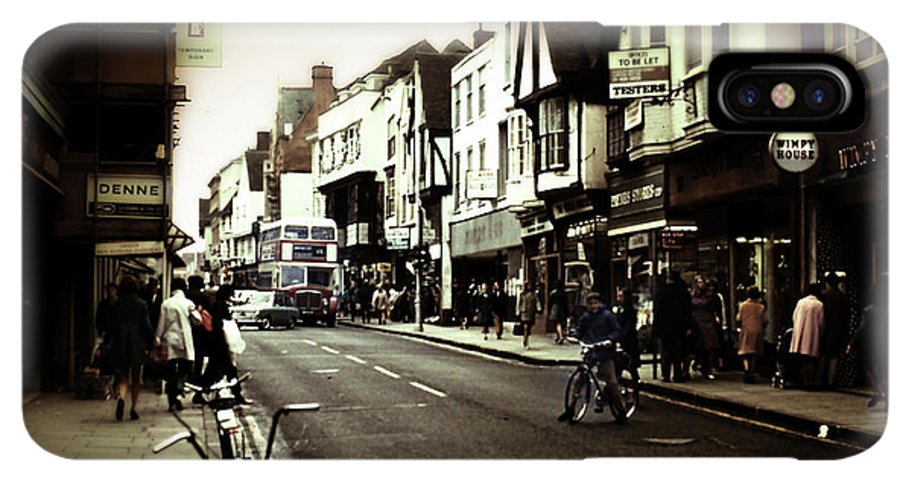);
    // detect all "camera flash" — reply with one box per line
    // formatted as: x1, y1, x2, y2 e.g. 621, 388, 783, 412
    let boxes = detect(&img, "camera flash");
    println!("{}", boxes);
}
771, 82, 796, 109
